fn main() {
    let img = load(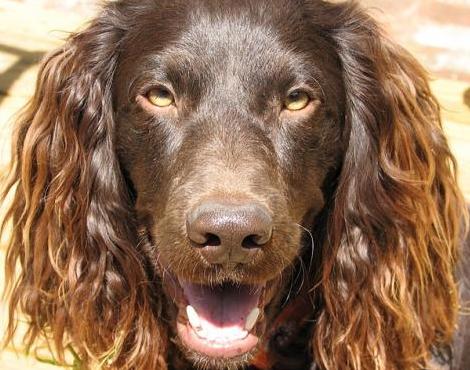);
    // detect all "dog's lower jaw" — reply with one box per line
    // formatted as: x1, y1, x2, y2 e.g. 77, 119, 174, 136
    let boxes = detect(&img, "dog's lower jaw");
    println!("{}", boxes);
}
178, 346, 258, 370
169, 321, 263, 370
